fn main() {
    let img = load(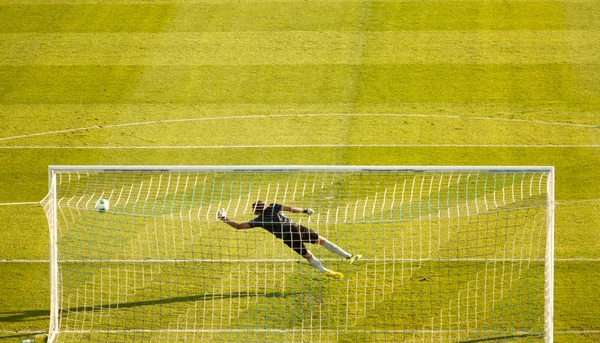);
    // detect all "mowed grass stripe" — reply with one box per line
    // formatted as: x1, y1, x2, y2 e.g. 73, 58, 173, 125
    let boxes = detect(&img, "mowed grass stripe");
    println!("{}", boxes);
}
0, 104, 597, 136
1, 31, 599, 65
0, 64, 596, 104
2, 2, 595, 33
0, 116, 597, 146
